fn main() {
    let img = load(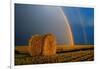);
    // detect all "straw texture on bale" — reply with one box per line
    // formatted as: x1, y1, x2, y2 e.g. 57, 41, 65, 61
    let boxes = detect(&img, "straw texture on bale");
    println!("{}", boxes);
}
28, 35, 43, 56
42, 34, 56, 56
28, 34, 57, 56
